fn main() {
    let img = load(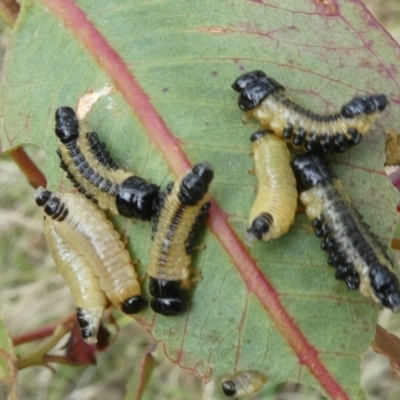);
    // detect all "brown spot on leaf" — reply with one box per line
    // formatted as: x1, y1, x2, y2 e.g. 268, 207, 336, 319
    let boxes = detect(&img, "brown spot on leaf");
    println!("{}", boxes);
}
315, 0, 339, 16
